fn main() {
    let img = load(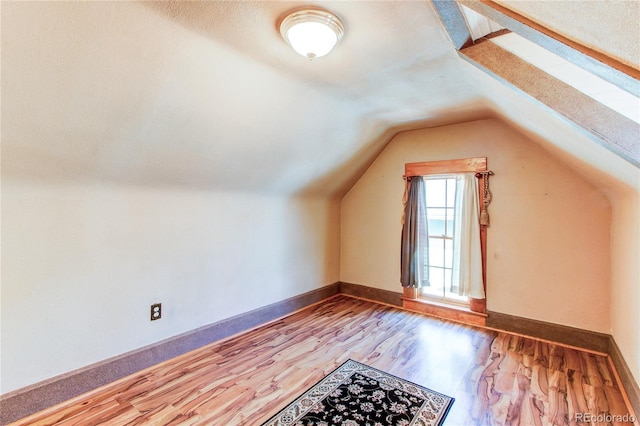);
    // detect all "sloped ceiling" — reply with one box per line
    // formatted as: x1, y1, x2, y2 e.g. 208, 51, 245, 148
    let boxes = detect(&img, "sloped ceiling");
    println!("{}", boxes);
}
2, 1, 638, 196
